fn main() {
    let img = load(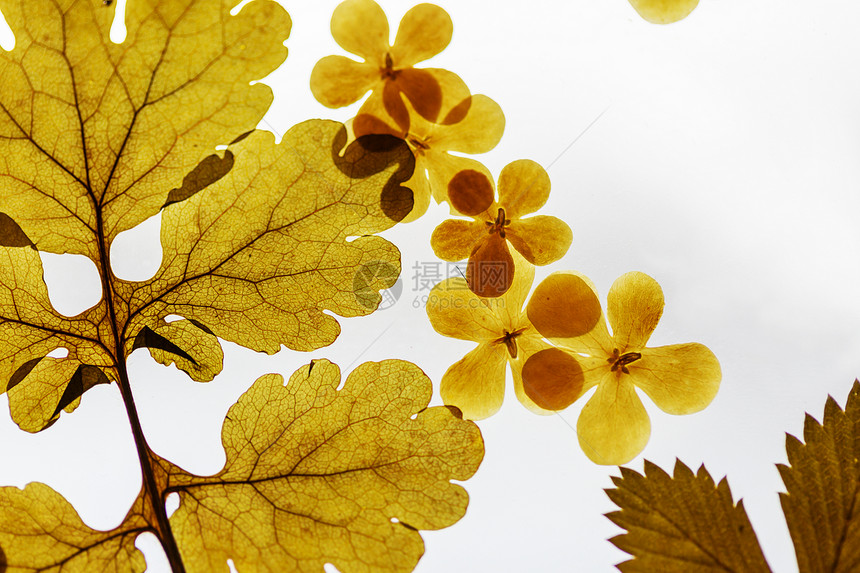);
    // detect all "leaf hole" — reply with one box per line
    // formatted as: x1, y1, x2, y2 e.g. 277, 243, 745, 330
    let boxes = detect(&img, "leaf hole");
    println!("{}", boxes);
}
0, 8, 14, 51
390, 517, 400, 523
110, 212, 163, 281
165, 492, 179, 517
164, 314, 183, 323
409, 413, 418, 420
230, 0, 254, 16
227, 558, 239, 573
39, 252, 102, 317
323, 564, 343, 573
134, 532, 171, 572
46, 347, 69, 359
108, 0, 127, 44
